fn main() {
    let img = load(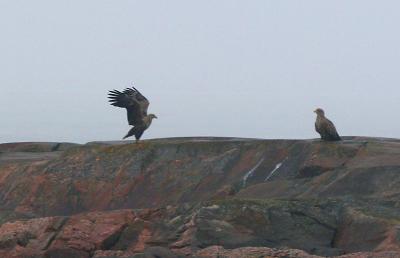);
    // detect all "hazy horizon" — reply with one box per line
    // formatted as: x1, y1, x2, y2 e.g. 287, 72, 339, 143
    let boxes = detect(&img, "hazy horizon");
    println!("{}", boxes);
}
1, 1, 400, 143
